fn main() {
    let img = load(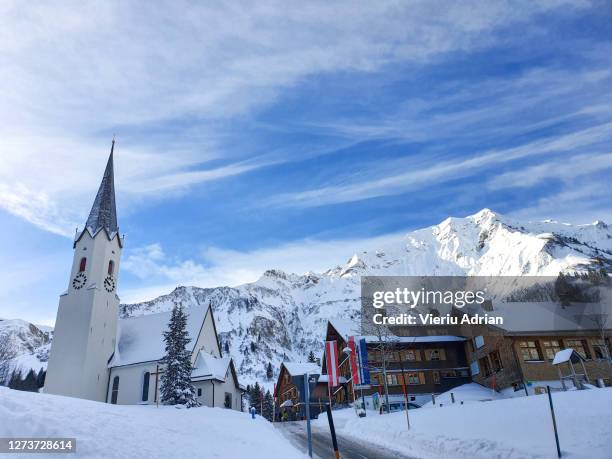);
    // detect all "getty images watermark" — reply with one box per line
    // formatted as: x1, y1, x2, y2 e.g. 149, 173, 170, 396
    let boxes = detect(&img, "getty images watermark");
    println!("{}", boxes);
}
360, 275, 611, 334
